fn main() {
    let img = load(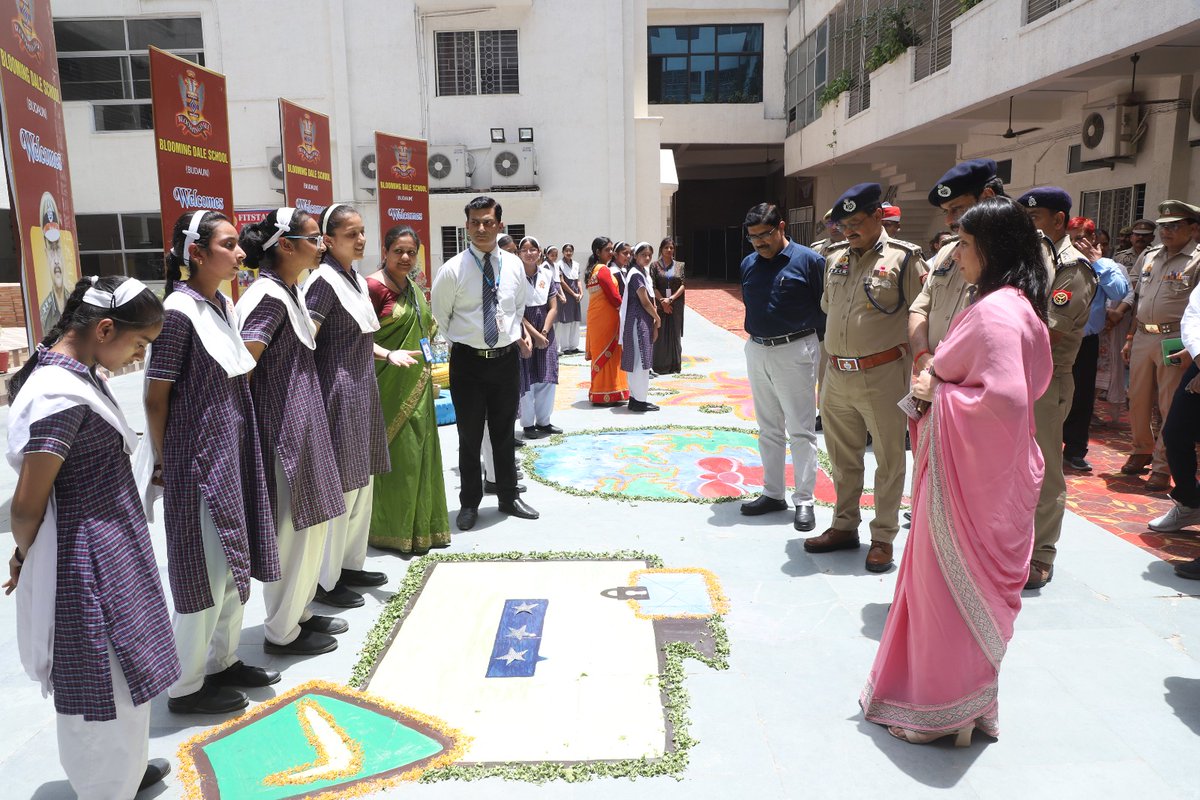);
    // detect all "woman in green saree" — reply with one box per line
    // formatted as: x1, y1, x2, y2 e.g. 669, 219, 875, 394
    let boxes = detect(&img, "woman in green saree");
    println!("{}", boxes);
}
364, 225, 451, 553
